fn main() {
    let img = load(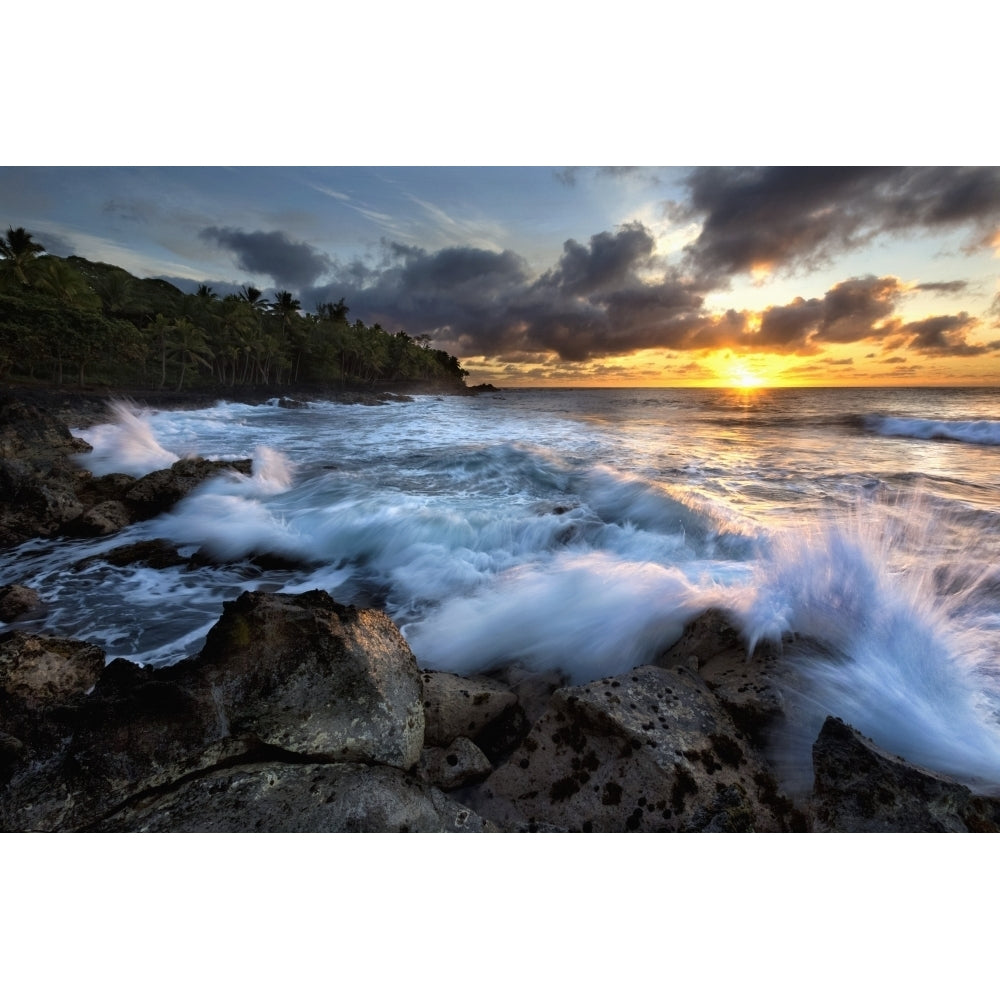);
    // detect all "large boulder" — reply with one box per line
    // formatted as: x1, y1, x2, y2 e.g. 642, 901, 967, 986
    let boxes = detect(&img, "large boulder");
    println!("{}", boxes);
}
0, 397, 91, 546
92, 761, 491, 833
186, 590, 424, 766
0, 590, 426, 831
0, 396, 91, 465
65, 499, 134, 537
0, 584, 42, 622
810, 716, 1000, 832
124, 457, 252, 515
476, 662, 800, 832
